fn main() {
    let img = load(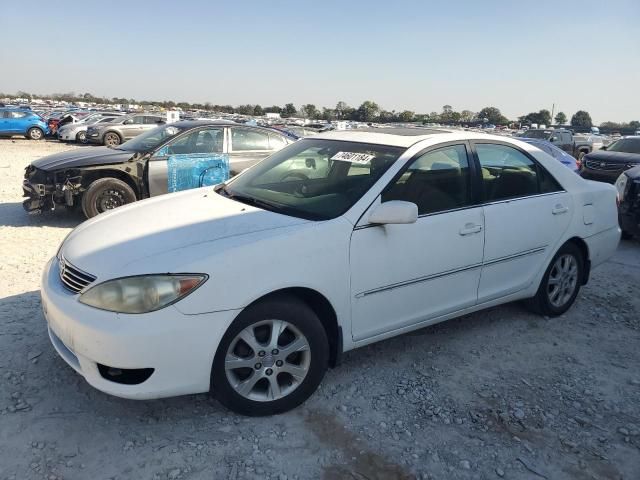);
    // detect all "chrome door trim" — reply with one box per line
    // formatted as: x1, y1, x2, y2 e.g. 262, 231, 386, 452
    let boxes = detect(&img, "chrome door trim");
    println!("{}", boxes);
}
482, 246, 547, 267
355, 263, 483, 298
354, 245, 548, 298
